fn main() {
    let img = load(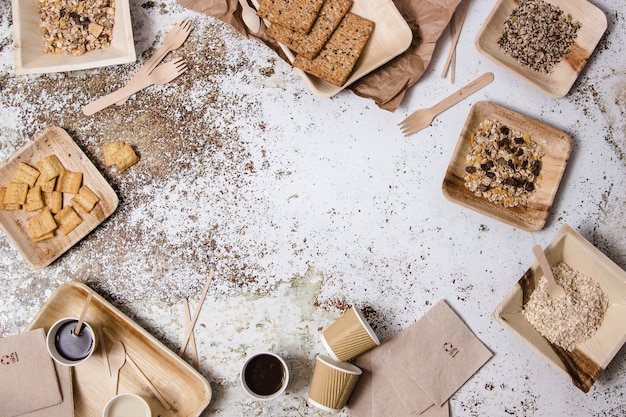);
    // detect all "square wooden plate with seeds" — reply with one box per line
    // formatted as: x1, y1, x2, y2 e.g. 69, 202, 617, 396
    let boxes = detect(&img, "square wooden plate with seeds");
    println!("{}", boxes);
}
0, 126, 118, 268
493, 224, 626, 392
253, 0, 412, 97
442, 101, 572, 232
475, 0, 607, 98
